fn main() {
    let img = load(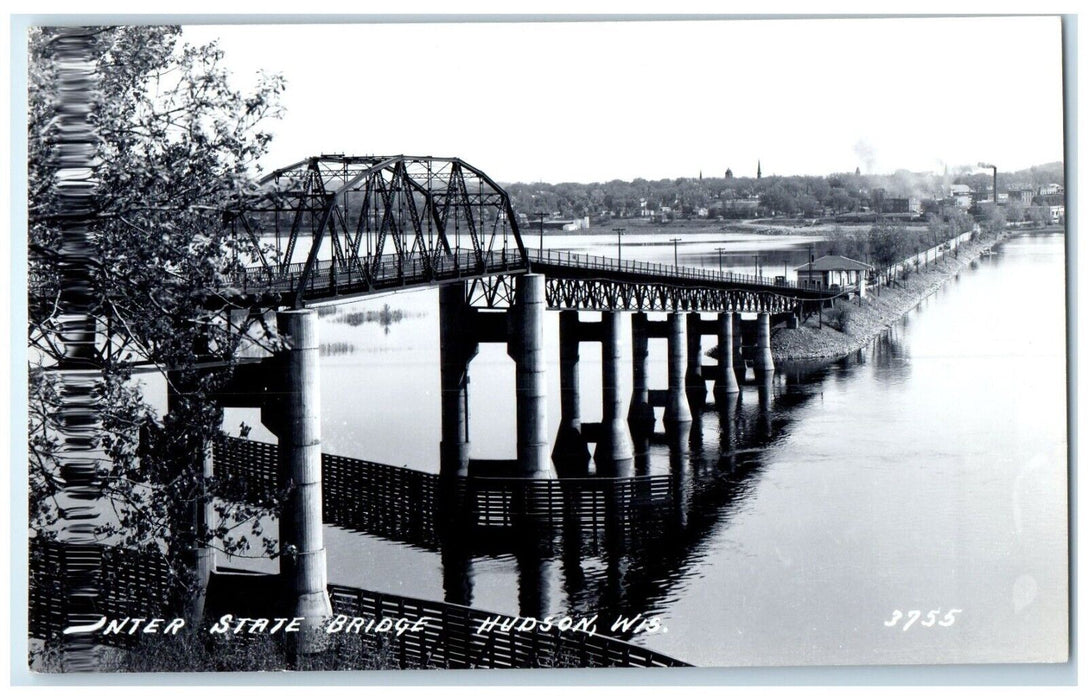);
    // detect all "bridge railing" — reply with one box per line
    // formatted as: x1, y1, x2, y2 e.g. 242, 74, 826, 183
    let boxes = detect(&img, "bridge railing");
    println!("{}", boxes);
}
234, 249, 529, 298
527, 248, 806, 291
